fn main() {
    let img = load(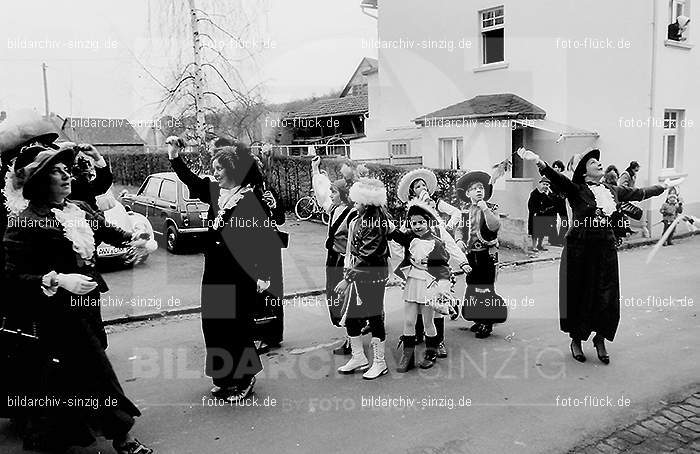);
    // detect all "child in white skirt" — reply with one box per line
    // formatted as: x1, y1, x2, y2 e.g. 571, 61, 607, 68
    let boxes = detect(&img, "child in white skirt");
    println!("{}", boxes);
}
390, 201, 470, 371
